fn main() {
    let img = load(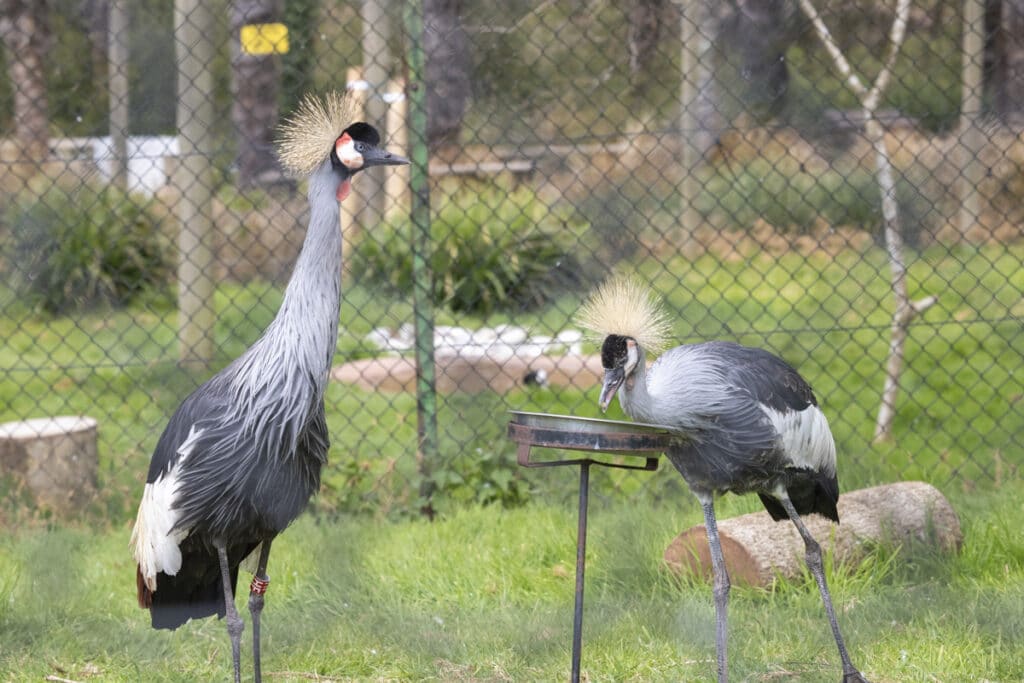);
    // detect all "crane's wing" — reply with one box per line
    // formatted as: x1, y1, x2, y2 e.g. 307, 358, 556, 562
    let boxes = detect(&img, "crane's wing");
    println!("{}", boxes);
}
145, 383, 228, 484
132, 380, 229, 597
653, 342, 837, 519
707, 341, 818, 411
711, 342, 839, 521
